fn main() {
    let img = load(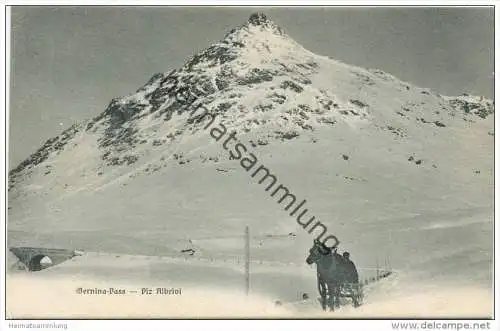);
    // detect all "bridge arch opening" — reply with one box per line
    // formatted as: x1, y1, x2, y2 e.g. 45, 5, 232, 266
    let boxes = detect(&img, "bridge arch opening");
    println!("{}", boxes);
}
28, 255, 53, 271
